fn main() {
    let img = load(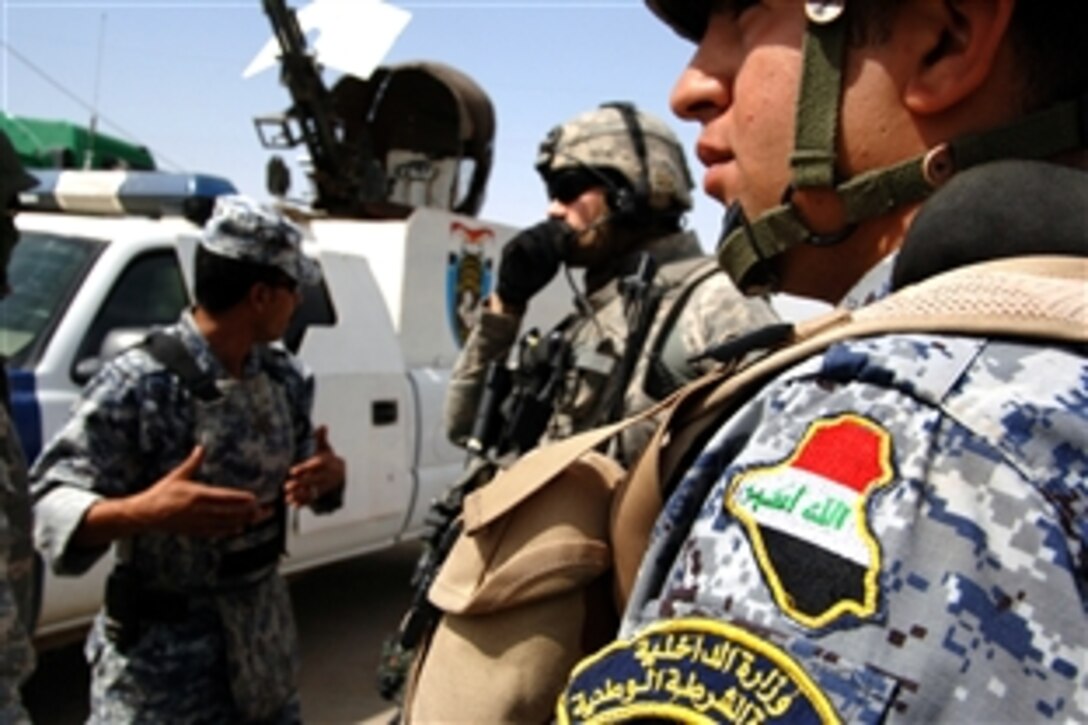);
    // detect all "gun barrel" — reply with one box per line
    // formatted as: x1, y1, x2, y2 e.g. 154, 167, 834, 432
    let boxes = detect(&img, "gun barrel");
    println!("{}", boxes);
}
466, 362, 512, 454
